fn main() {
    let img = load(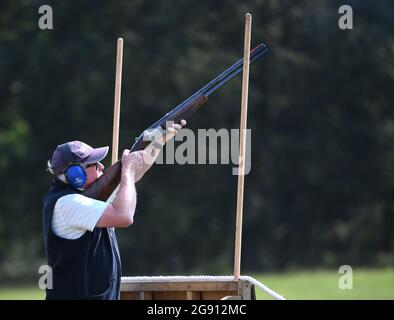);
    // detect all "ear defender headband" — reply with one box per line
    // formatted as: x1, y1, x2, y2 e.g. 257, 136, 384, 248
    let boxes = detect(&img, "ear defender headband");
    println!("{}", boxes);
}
59, 144, 87, 188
